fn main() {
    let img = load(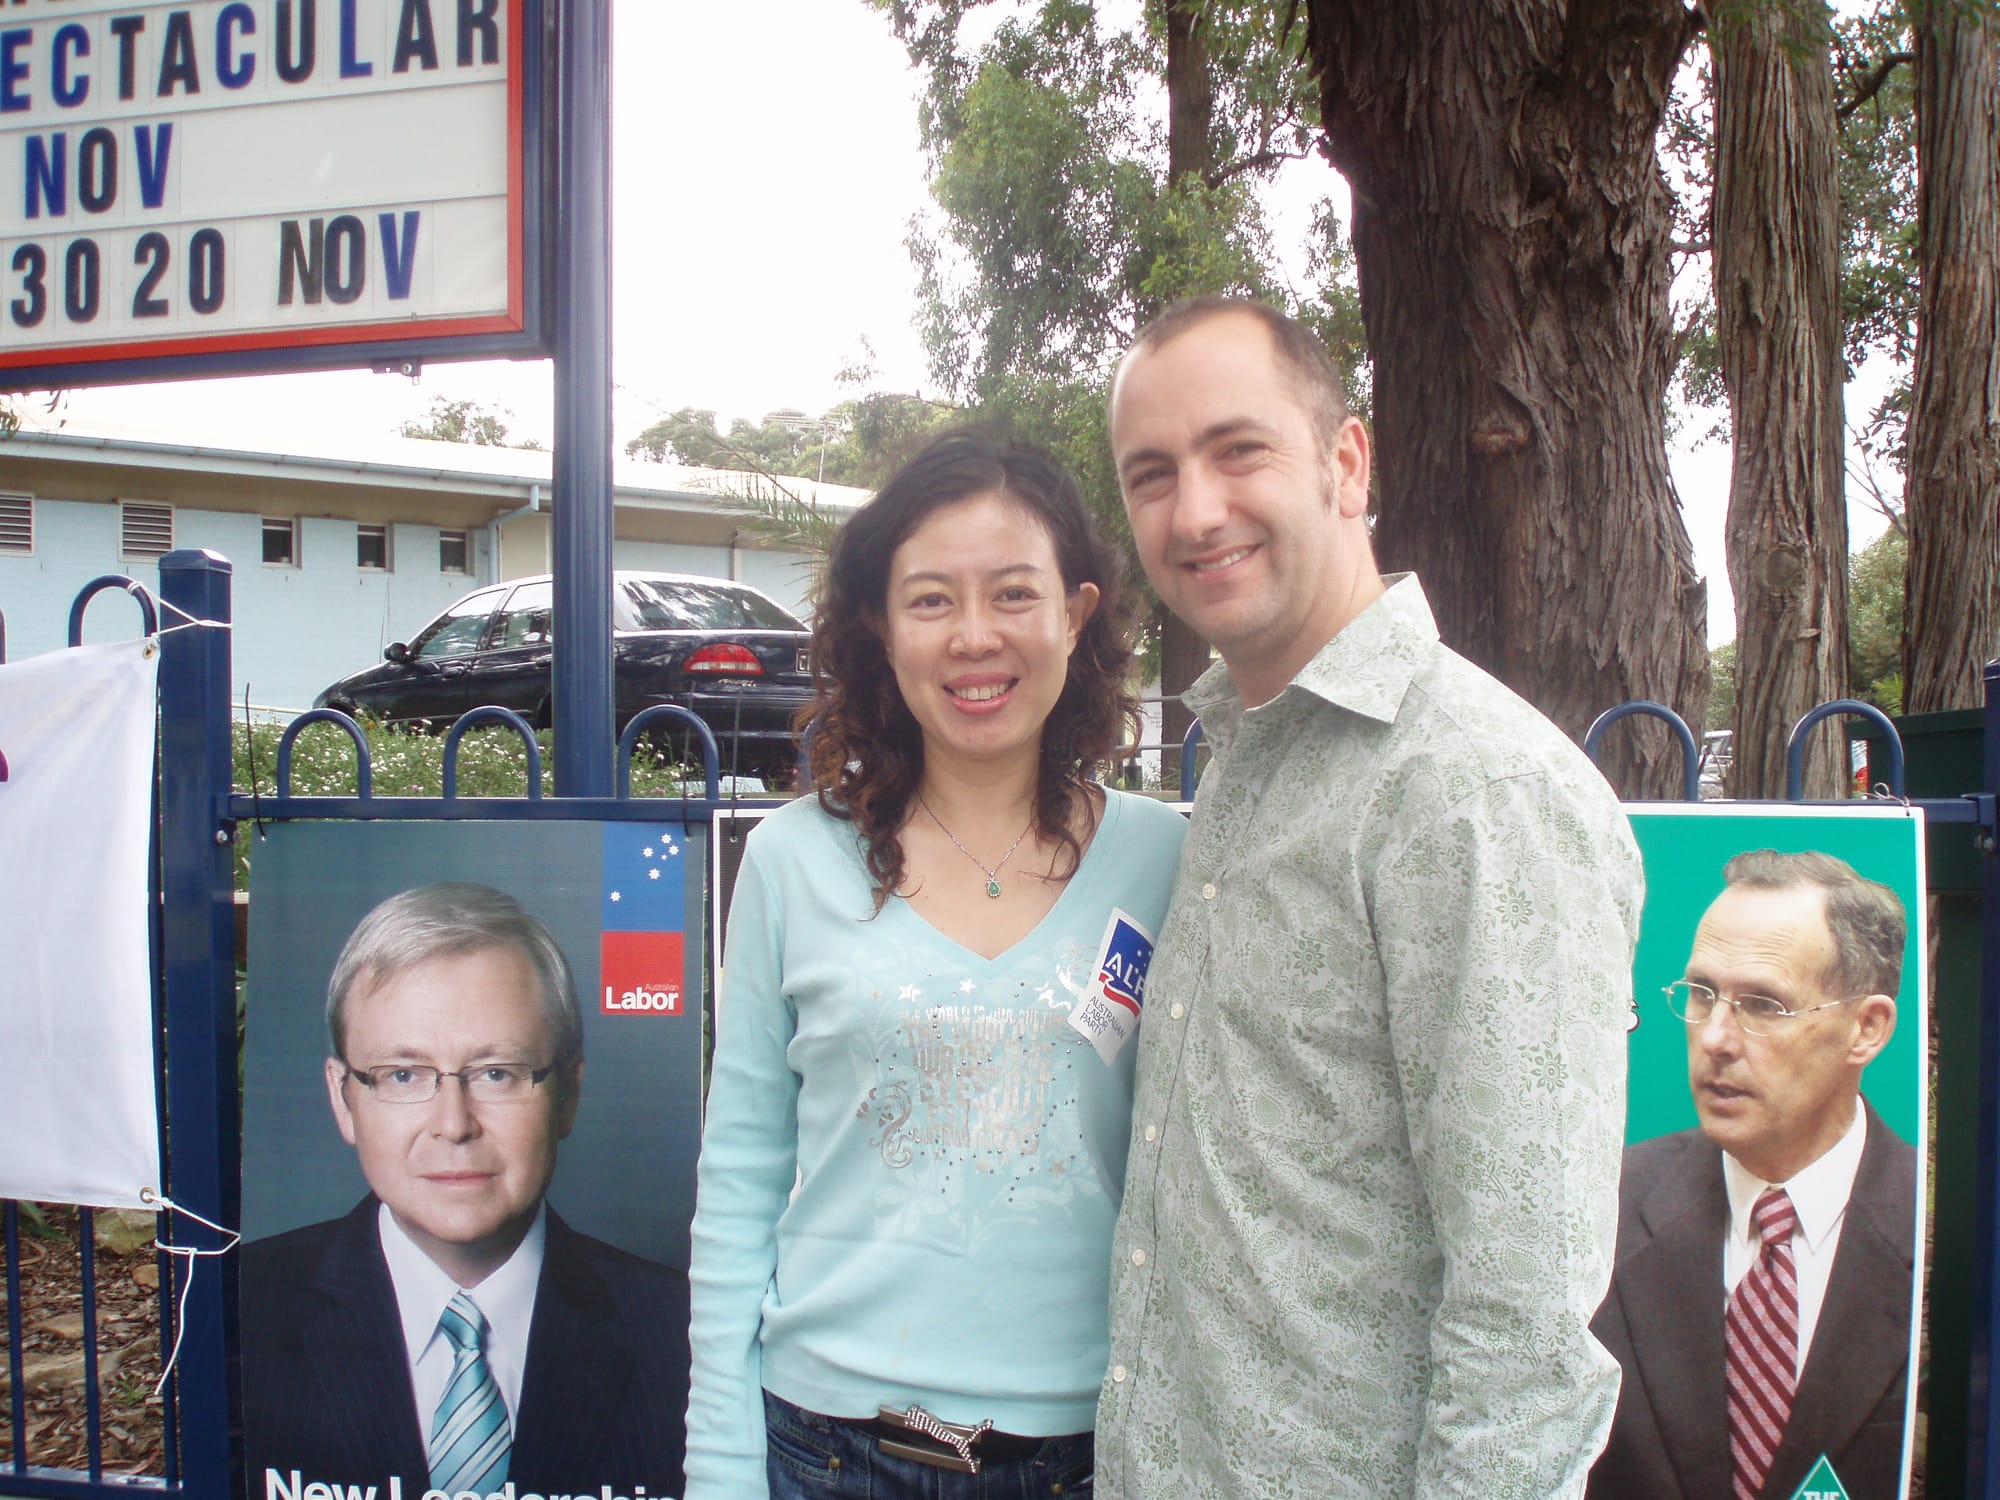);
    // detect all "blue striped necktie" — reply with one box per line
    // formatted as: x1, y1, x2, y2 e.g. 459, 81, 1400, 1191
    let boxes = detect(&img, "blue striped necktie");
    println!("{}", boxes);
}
428, 1291, 511, 1496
